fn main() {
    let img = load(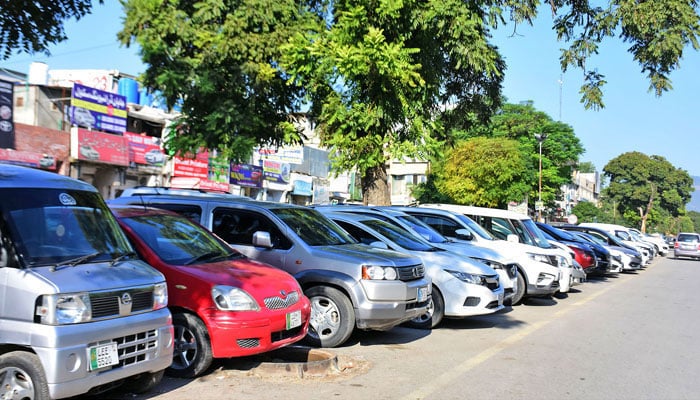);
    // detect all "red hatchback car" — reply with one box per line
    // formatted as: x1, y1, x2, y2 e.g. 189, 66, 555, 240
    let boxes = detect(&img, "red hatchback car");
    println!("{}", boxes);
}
110, 205, 311, 378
